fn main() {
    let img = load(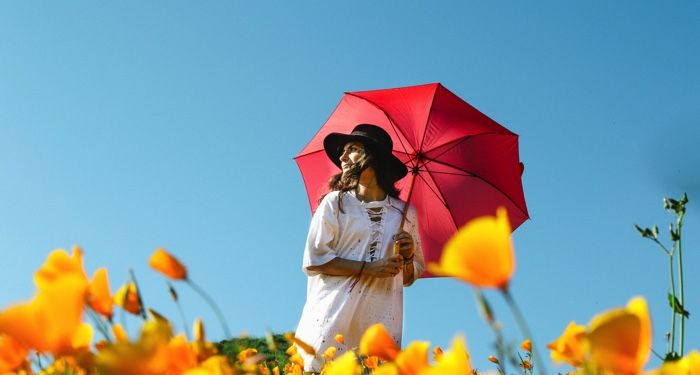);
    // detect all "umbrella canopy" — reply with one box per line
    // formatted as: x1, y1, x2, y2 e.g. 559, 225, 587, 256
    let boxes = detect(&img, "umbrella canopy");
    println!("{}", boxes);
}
295, 82, 528, 277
